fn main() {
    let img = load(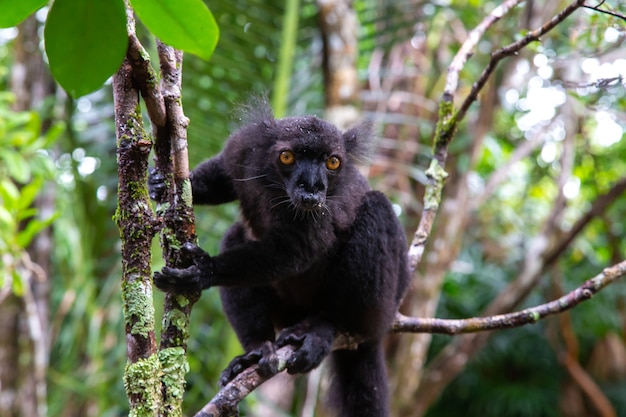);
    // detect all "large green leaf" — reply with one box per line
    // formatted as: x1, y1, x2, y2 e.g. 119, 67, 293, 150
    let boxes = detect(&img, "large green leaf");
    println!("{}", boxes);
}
0, 0, 47, 28
44, 0, 127, 97
131, 0, 218, 60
